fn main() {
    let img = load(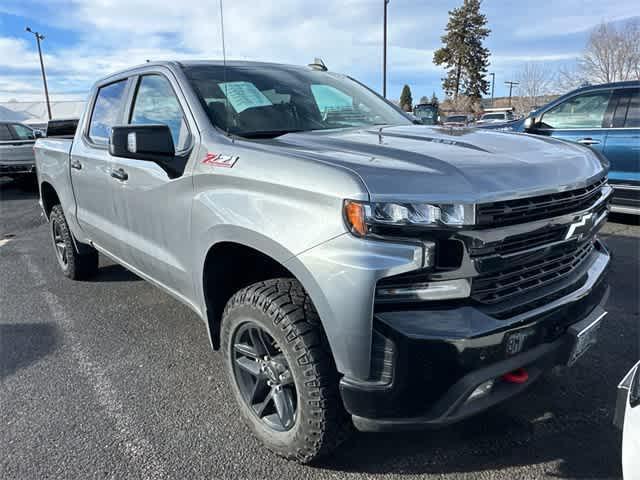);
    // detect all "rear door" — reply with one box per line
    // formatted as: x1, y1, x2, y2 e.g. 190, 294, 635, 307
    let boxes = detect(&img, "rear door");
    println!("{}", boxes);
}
71, 78, 134, 261
603, 88, 640, 182
109, 70, 197, 299
533, 89, 612, 154
0, 123, 35, 167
